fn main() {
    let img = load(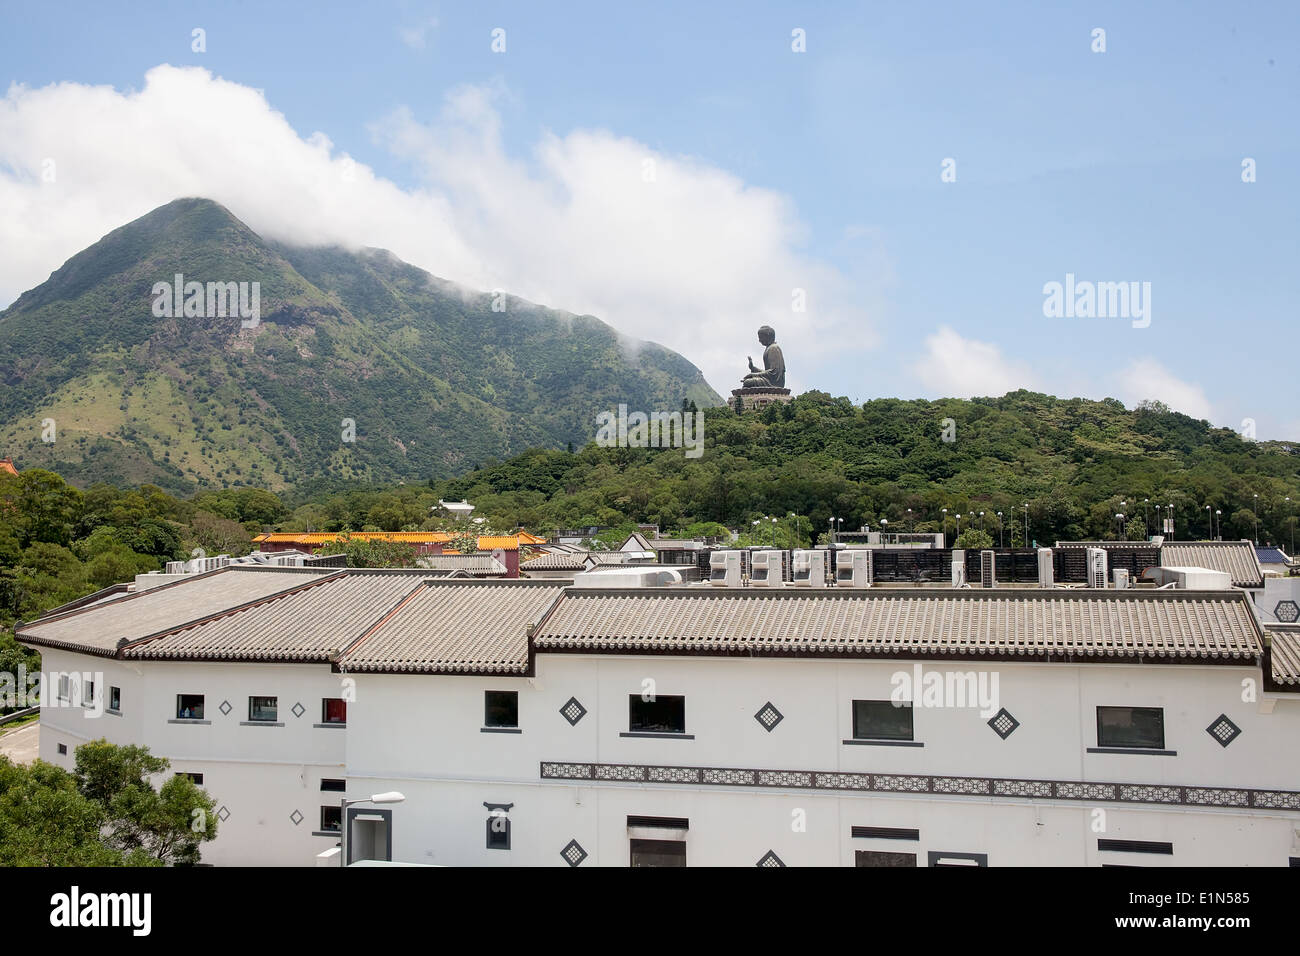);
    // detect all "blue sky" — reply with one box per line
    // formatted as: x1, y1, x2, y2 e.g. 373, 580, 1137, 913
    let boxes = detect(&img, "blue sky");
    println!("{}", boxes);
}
2, 1, 1297, 437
